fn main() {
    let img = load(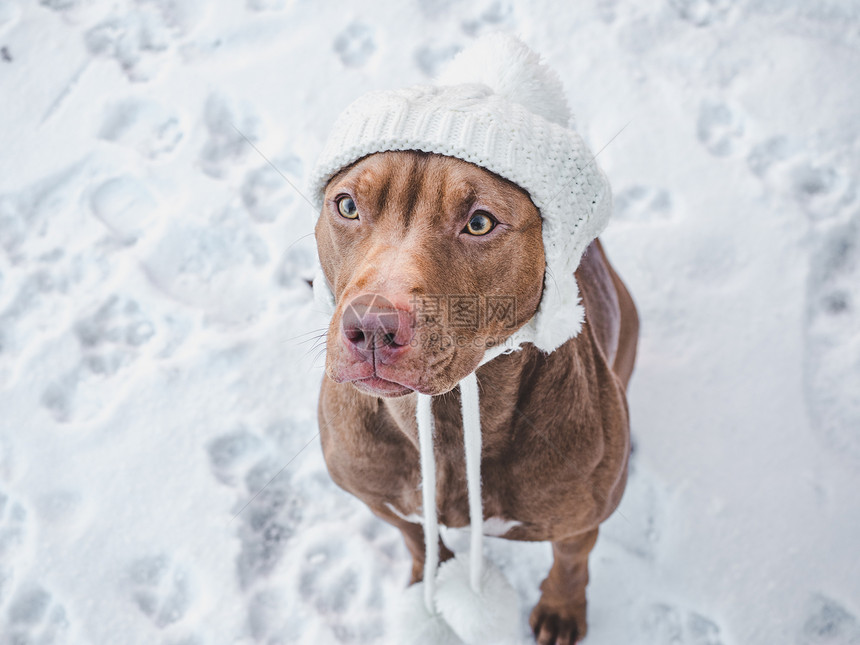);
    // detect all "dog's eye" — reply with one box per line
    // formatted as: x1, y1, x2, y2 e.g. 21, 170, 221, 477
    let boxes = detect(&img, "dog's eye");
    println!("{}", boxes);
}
336, 195, 359, 220
463, 211, 496, 236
